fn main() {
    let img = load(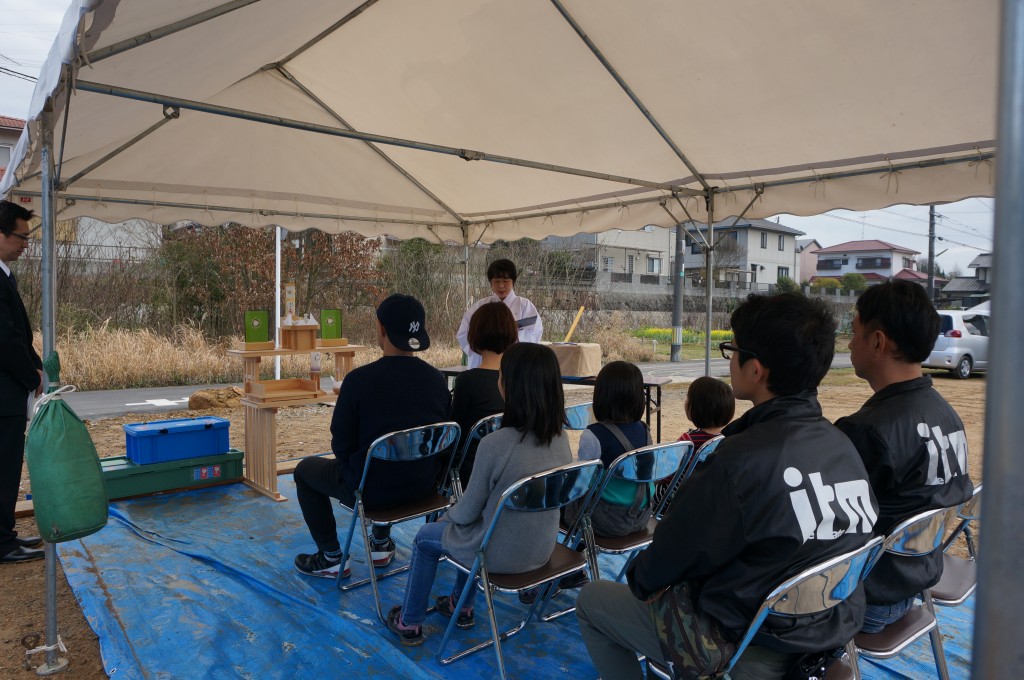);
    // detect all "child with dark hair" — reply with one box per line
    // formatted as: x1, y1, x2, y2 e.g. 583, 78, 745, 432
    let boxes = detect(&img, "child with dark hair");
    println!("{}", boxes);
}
450, 301, 518, 485
386, 343, 571, 646
564, 361, 653, 539
677, 376, 735, 450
